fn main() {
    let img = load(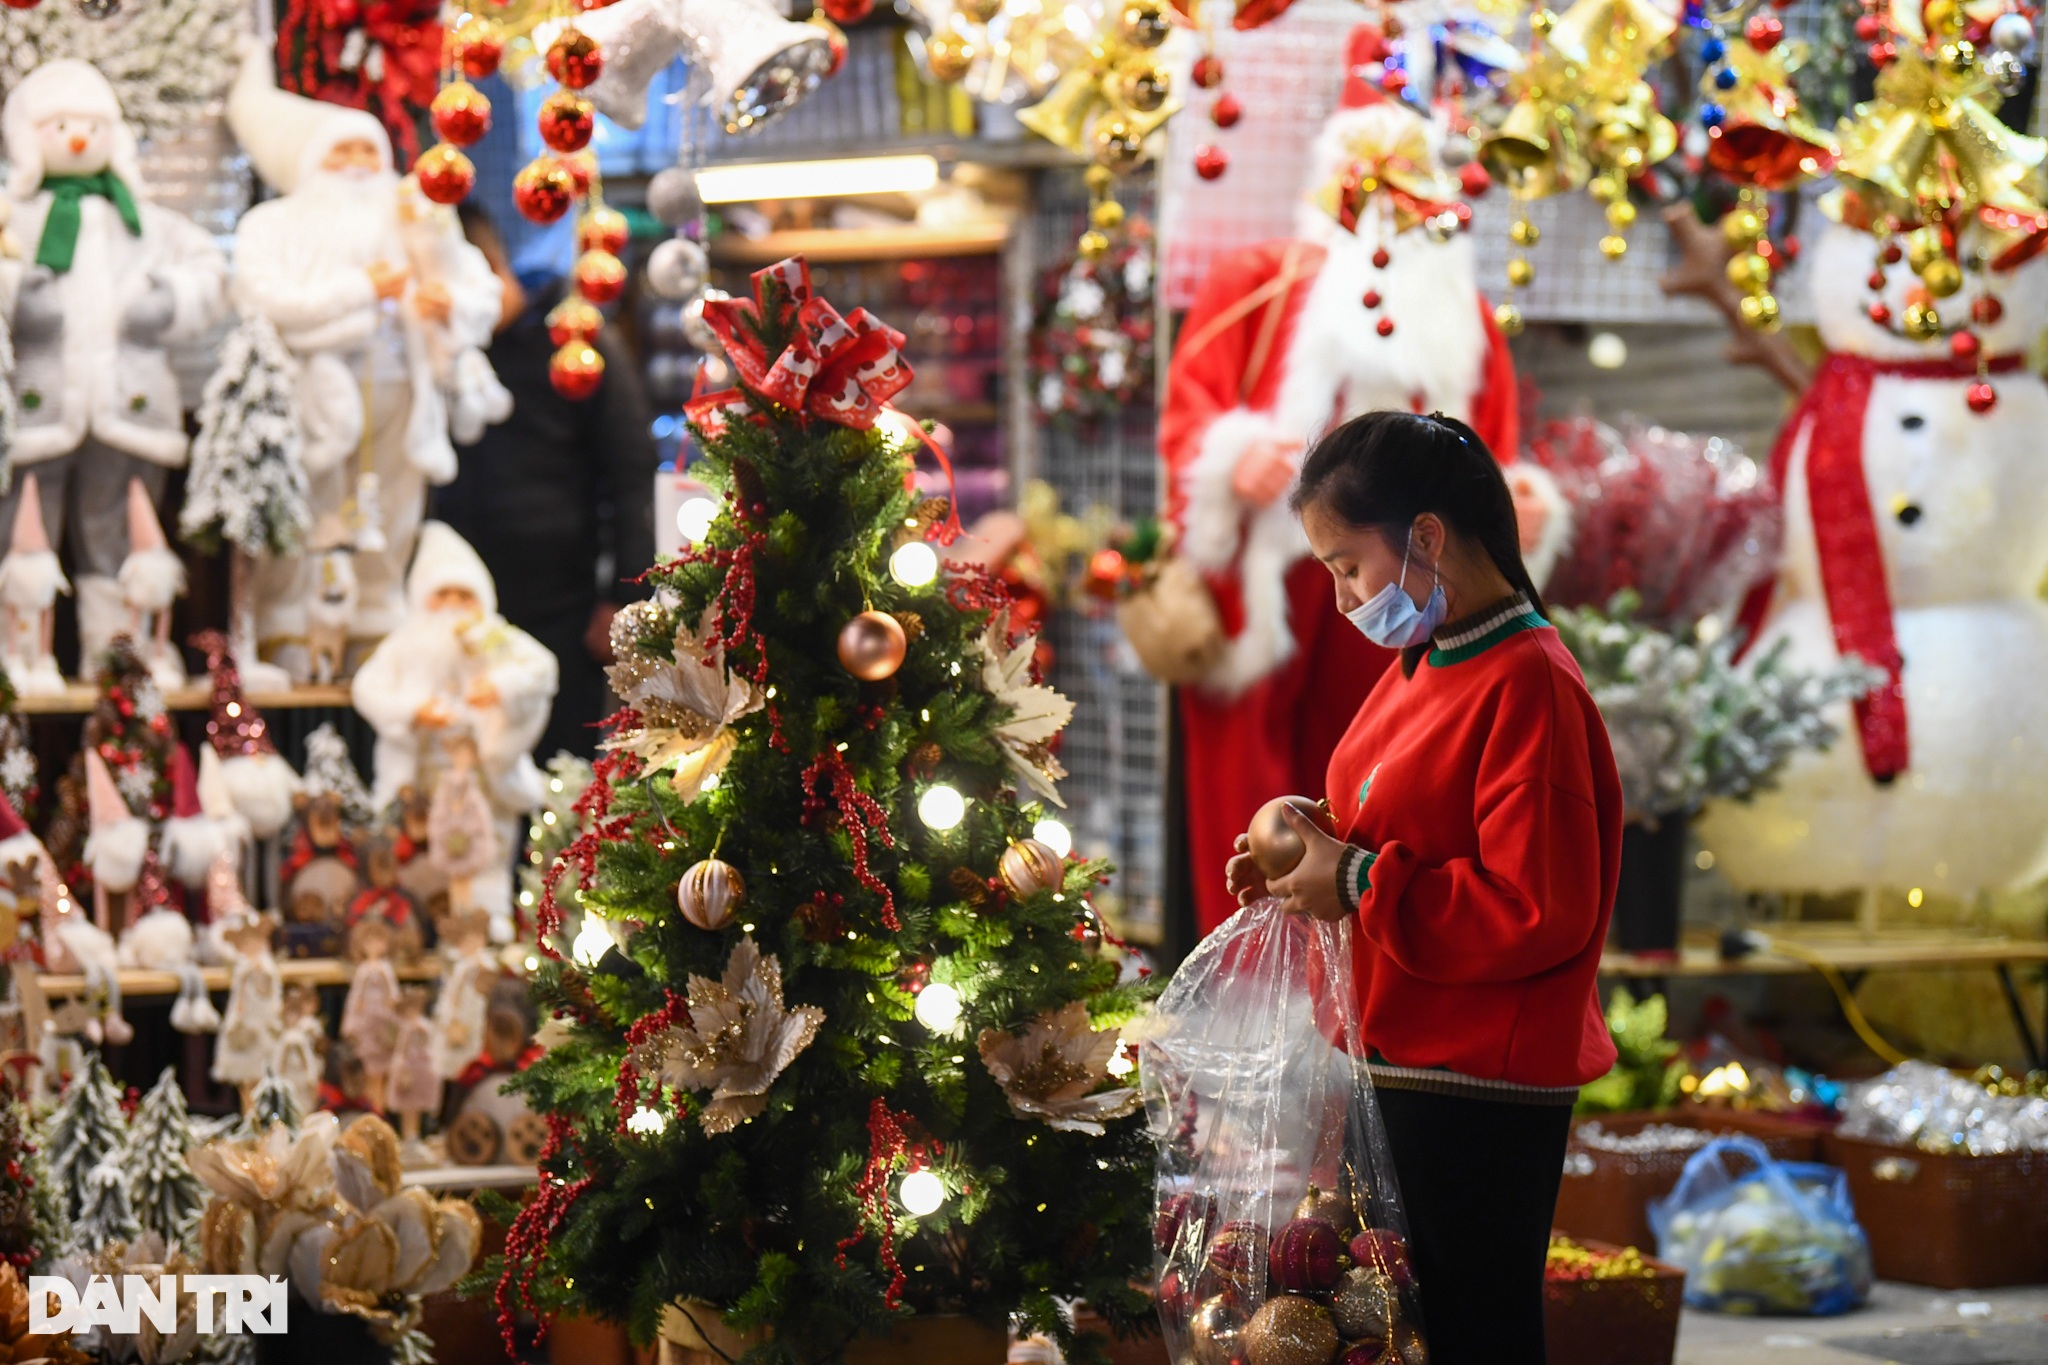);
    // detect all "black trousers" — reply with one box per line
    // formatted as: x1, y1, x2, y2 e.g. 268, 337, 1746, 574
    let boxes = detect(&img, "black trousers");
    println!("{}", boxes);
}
1377, 1086, 1573, 1365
